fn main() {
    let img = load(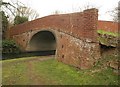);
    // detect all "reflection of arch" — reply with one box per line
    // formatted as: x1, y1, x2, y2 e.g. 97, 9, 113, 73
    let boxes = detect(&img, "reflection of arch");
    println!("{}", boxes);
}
28, 30, 56, 52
